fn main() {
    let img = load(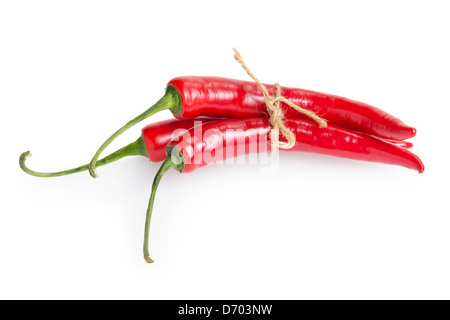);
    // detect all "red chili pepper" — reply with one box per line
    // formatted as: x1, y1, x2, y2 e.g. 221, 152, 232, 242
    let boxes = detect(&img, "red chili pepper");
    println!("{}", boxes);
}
166, 118, 423, 173
88, 76, 416, 177
168, 76, 416, 140
141, 118, 424, 263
